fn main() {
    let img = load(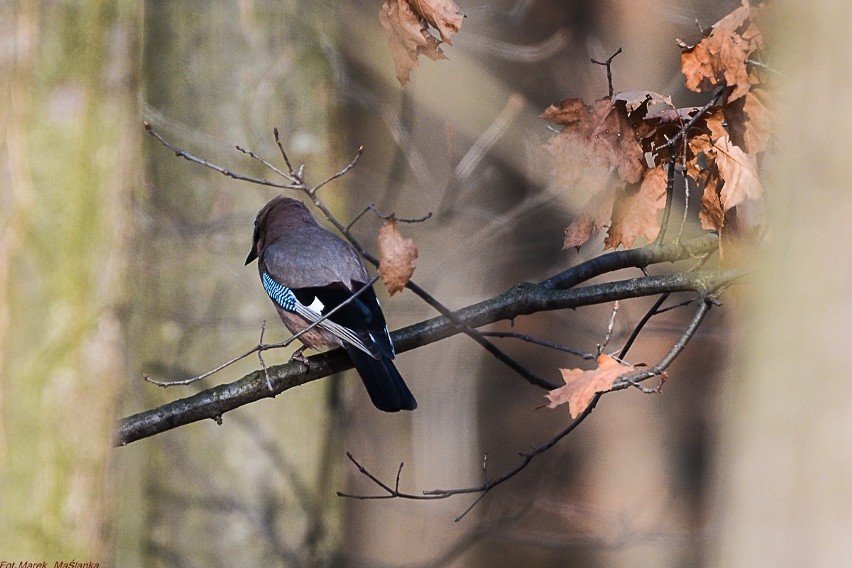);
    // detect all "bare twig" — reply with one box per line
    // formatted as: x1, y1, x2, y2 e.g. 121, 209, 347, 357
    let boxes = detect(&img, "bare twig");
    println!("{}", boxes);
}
312, 146, 363, 195
597, 301, 620, 355
618, 293, 669, 359
479, 331, 595, 360
346, 202, 432, 231
235, 144, 297, 184
258, 321, 273, 391
144, 122, 299, 189
591, 47, 623, 98
340, 396, 599, 521
746, 58, 785, 77
273, 127, 295, 173
338, 295, 717, 520
616, 297, 712, 391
